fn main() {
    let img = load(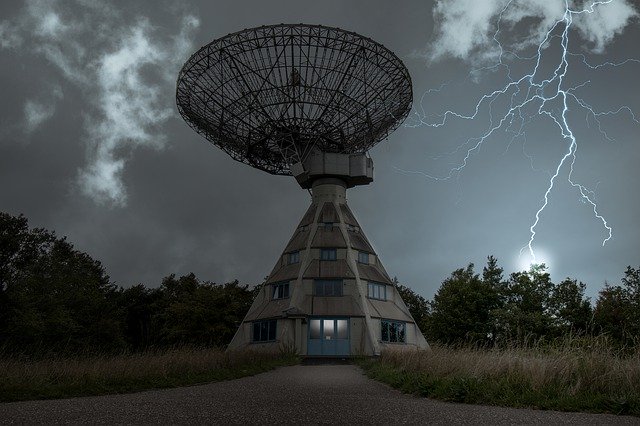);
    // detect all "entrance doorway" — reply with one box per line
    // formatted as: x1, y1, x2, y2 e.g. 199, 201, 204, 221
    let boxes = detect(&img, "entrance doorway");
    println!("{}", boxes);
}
307, 317, 350, 356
